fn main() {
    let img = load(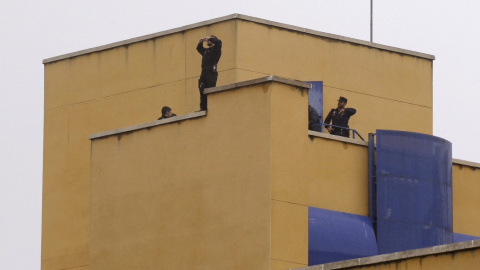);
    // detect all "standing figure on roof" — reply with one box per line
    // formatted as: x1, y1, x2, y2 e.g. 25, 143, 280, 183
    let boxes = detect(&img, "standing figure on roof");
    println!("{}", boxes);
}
324, 96, 356, 138
196, 35, 222, 111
